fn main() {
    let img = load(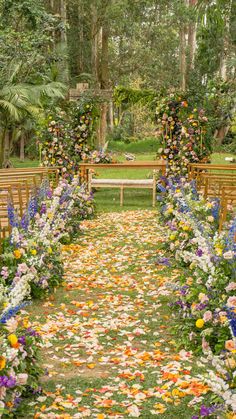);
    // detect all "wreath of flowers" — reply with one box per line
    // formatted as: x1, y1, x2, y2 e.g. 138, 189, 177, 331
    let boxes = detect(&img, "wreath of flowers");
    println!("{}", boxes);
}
156, 95, 211, 177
